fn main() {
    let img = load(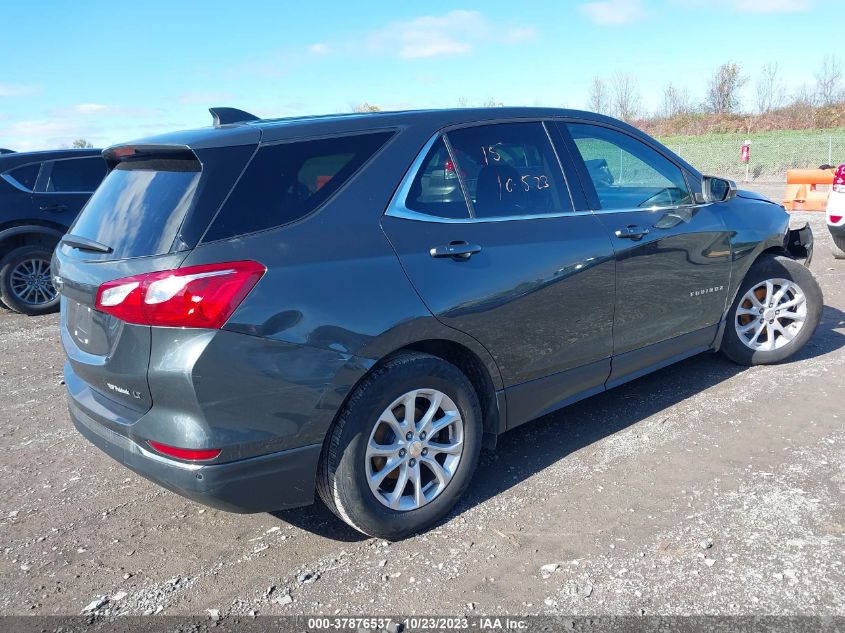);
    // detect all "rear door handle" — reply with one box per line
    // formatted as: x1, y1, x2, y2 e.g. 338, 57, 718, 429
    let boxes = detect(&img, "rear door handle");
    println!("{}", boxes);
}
614, 225, 650, 240
40, 204, 68, 213
429, 241, 482, 260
